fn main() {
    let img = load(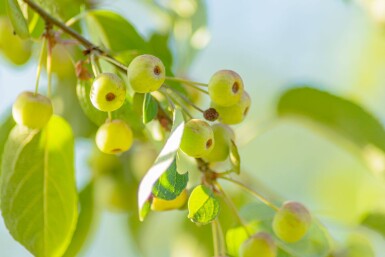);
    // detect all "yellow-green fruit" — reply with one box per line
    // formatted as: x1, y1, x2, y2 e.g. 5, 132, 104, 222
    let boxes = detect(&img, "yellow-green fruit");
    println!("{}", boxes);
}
0, 17, 32, 65
203, 123, 234, 162
90, 73, 126, 112
96, 120, 133, 154
127, 54, 165, 93
212, 91, 251, 125
272, 201, 311, 243
12, 91, 53, 129
240, 232, 277, 257
345, 235, 375, 257
151, 189, 188, 211
180, 119, 215, 158
208, 70, 244, 107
